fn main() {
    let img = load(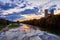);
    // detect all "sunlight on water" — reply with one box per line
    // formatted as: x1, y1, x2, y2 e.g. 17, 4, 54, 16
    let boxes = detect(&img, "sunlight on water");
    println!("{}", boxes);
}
19, 24, 31, 32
